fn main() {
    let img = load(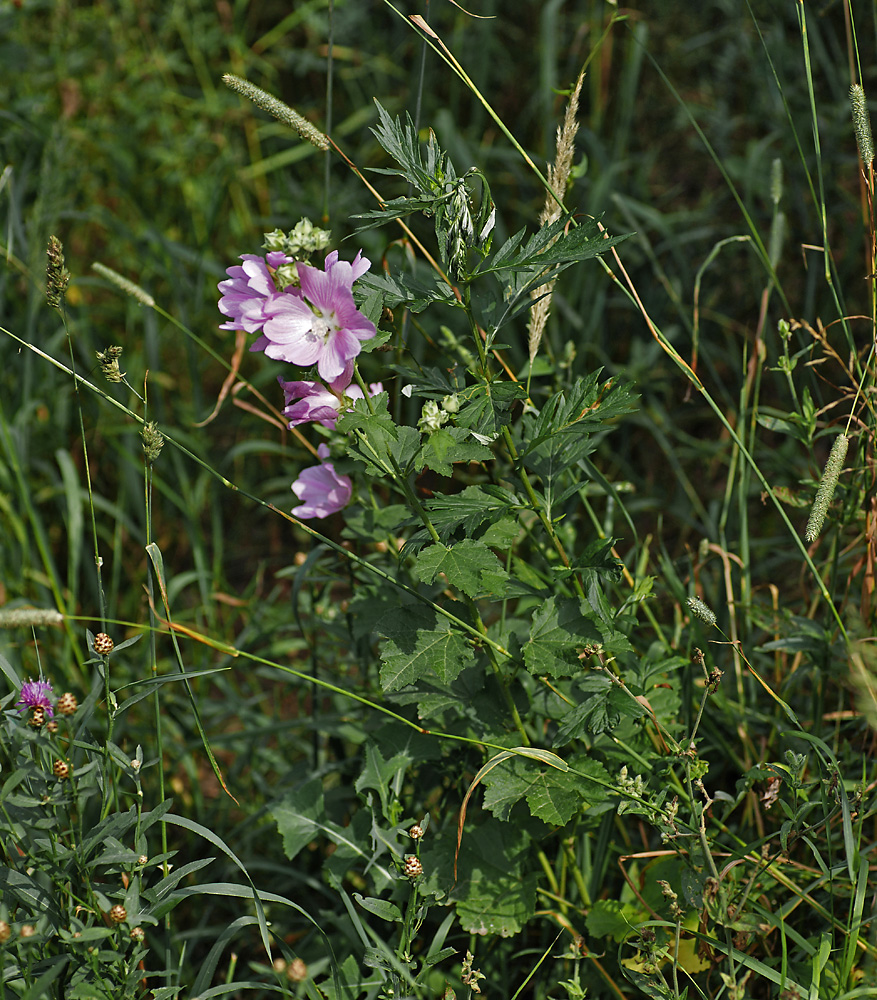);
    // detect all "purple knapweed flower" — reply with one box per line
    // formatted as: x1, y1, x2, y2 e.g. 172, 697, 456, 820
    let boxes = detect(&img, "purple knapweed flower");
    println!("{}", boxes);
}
260, 251, 376, 381
291, 444, 352, 519
218, 251, 293, 334
16, 678, 55, 717
279, 376, 384, 430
